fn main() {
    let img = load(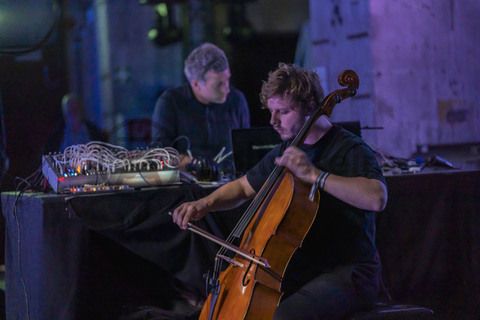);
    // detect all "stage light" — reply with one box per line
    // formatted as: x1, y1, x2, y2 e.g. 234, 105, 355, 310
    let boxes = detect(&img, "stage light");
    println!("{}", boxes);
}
155, 3, 168, 17
148, 28, 158, 40
142, 1, 183, 46
0, 0, 59, 53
